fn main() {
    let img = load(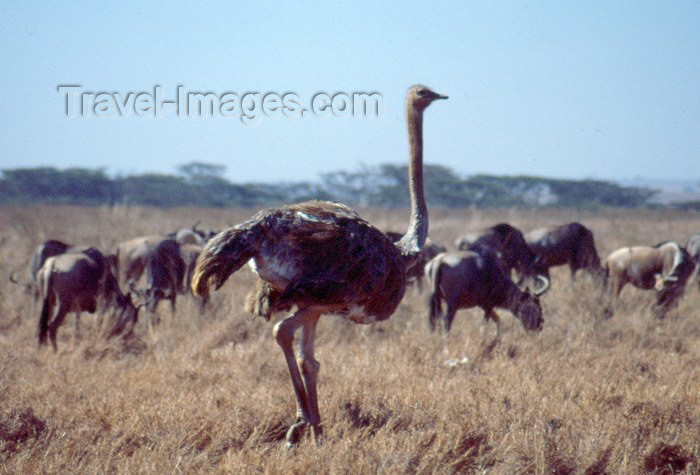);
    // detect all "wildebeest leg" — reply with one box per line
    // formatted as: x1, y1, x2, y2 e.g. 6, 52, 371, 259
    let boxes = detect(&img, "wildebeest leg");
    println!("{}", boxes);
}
485, 309, 502, 340
74, 313, 81, 341
481, 309, 501, 356
48, 305, 69, 351
443, 305, 457, 333
427, 289, 442, 332
604, 278, 624, 319
415, 275, 423, 293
